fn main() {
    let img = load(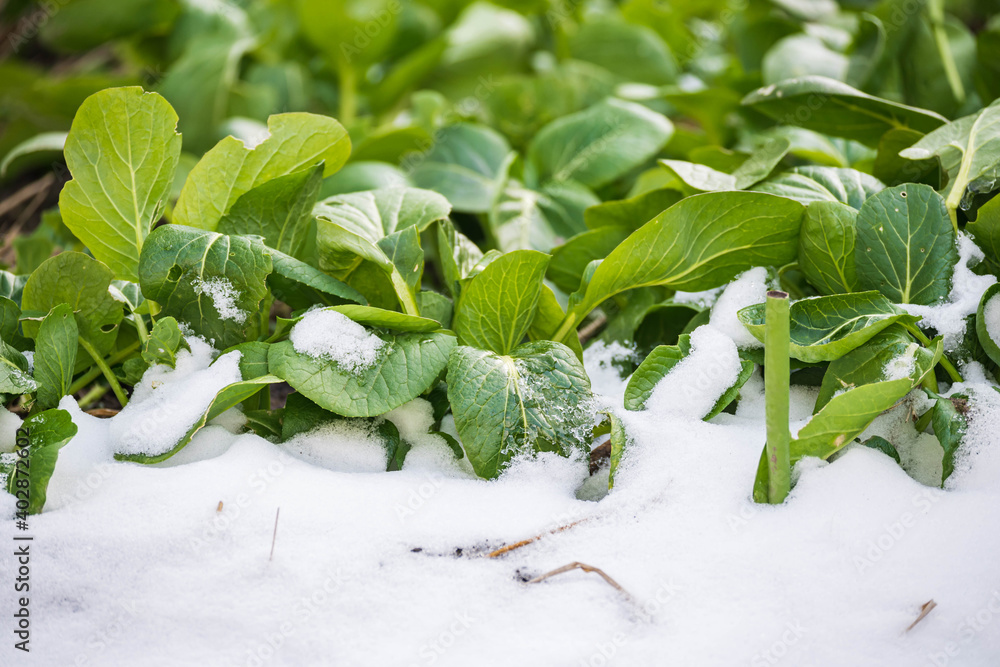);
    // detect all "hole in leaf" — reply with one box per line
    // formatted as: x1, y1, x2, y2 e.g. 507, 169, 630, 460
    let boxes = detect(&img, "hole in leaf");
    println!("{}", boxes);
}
900, 191, 907, 198
167, 265, 183, 281
100, 323, 117, 333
